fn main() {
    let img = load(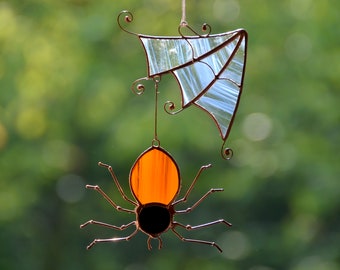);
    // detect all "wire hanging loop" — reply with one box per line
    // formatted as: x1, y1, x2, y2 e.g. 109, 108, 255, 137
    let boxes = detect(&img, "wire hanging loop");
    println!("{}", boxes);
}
178, 0, 212, 37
